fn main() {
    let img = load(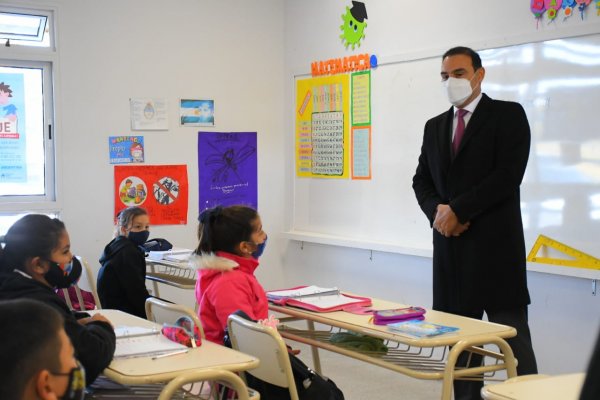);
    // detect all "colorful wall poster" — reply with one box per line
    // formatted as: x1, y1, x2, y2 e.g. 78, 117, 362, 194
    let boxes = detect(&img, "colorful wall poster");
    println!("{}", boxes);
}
295, 74, 350, 178
109, 136, 145, 164
351, 70, 371, 126
351, 126, 371, 179
130, 98, 168, 130
198, 131, 258, 211
180, 99, 215, 126
114, 165, 188, 225
0, 73, 26, 182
